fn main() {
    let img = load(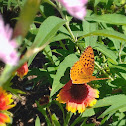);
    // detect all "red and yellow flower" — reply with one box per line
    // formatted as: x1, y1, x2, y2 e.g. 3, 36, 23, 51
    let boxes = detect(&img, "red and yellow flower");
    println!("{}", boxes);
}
0, 87, 15, 125
0, 87, 15, 111
0, 112, 10, 126
16, 62, 28, 78
56, 80, 99, 113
